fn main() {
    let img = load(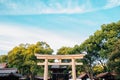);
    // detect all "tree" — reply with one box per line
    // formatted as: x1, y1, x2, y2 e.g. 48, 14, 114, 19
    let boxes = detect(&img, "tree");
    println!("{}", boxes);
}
0, 55, 8, 63
93, 65, 104, 75
56, 21, 120, 79
107, 39, 120, 74
57, 46, 74, 55
71, 21, 120, 79
7, 41, 53, 80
